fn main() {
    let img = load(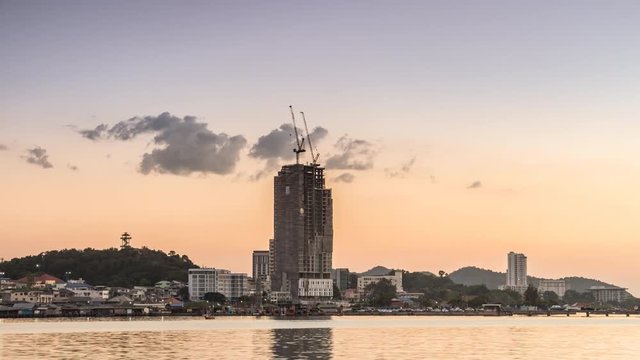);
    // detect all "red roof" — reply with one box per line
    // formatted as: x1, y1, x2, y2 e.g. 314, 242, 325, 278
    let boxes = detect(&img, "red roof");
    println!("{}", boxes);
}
16, 273, 65, 284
